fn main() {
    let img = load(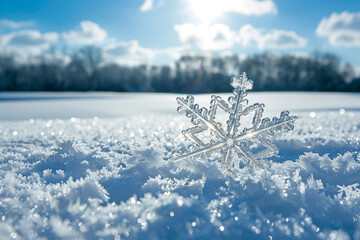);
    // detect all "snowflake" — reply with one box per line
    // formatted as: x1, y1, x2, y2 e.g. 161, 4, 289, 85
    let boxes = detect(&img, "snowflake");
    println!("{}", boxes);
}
174, 72, 297, 175
337, 183, 360, 201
